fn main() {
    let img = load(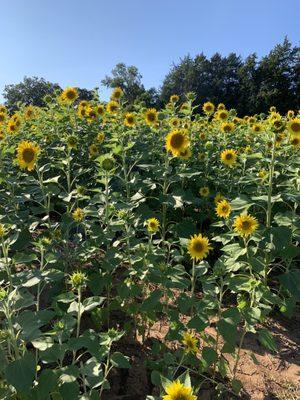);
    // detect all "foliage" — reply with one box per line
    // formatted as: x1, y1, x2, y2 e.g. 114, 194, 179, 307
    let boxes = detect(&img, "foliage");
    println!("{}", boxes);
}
0, 88, 299, 399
